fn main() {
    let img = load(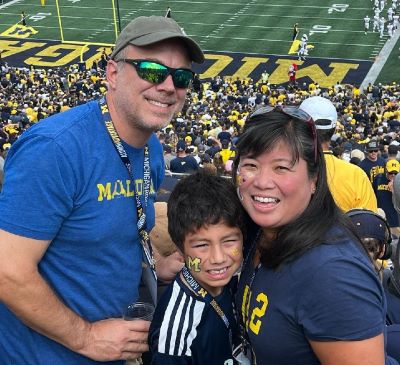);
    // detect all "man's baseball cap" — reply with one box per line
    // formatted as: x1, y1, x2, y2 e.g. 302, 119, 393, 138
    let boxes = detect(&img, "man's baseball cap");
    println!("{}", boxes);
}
110, 16, 204, 63
366, 140, 379, 151
176, 140, 186, 152
299, 96, 338, 130
386, 159, 400, 173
